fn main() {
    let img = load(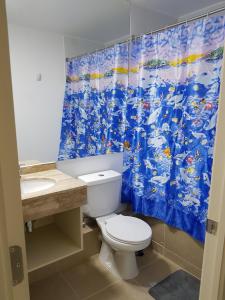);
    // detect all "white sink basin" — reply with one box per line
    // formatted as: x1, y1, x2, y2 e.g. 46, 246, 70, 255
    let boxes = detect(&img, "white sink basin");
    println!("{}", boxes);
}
21, 178, 56, 195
